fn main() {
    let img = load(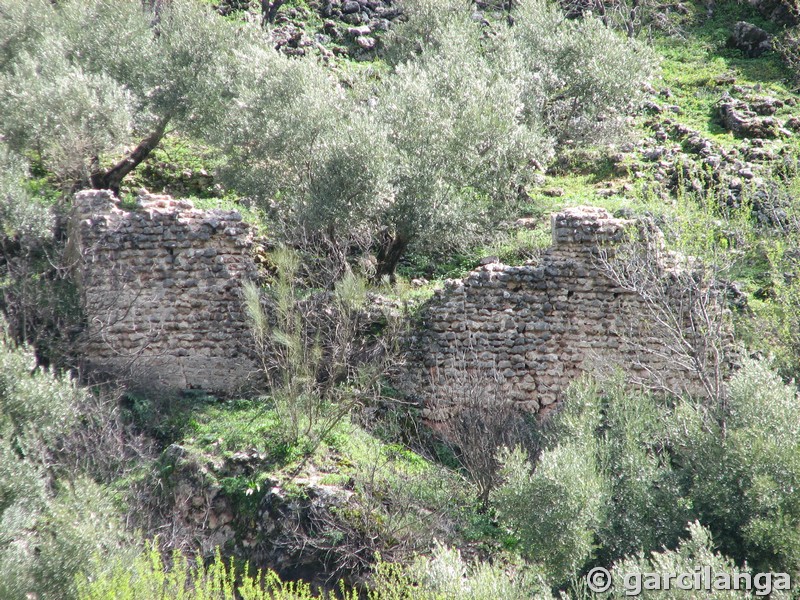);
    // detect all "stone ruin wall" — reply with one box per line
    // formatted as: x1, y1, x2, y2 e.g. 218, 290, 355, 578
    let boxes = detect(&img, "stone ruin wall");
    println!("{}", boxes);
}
69, 190, 259, 393
403, 206, 709, 419
69, 193, 716, 410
